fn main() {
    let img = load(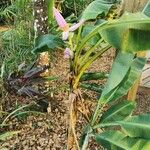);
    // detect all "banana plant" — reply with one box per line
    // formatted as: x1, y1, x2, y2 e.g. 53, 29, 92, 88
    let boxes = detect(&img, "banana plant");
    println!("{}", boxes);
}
34, 0, 150, 149
79, 1, 150, 149
58, 0, 150, 149
79, 52, 150, 150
